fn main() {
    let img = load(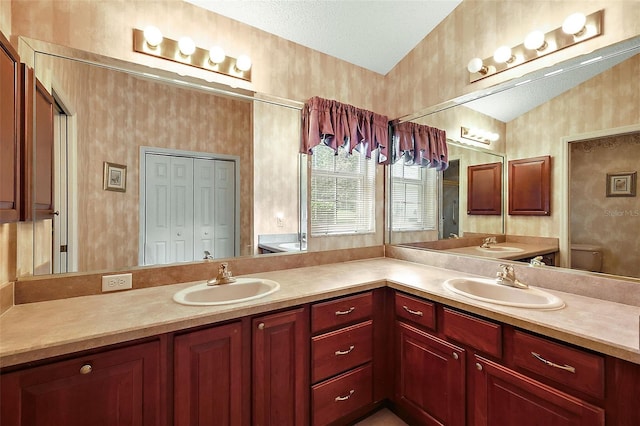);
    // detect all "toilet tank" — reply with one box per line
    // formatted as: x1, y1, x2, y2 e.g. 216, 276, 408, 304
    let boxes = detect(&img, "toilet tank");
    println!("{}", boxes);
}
571, 244, 603, 272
